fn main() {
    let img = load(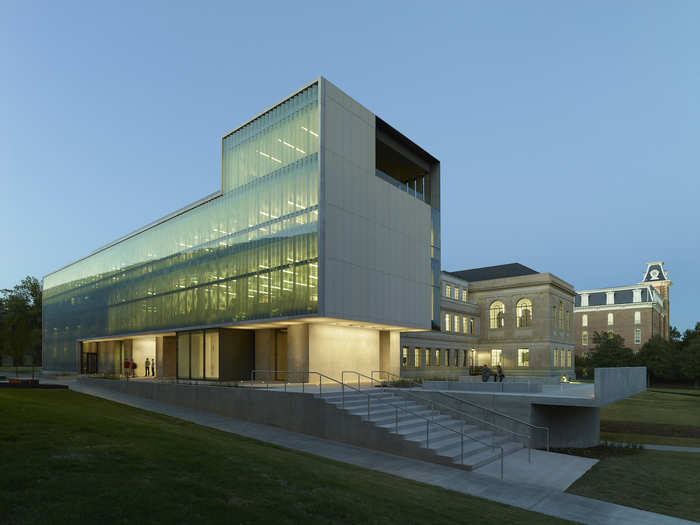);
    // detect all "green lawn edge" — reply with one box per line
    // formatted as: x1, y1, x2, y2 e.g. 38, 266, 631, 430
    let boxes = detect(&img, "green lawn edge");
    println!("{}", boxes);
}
0, 390, 572, 525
